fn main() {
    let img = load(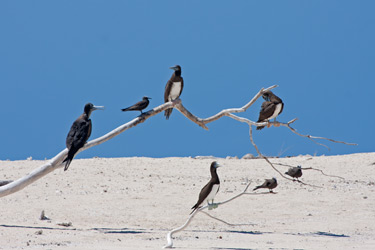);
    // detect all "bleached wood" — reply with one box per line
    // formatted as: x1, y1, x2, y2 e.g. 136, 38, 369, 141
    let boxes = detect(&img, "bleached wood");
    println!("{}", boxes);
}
0, 84, 355, 198
163, 183, 274, 248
